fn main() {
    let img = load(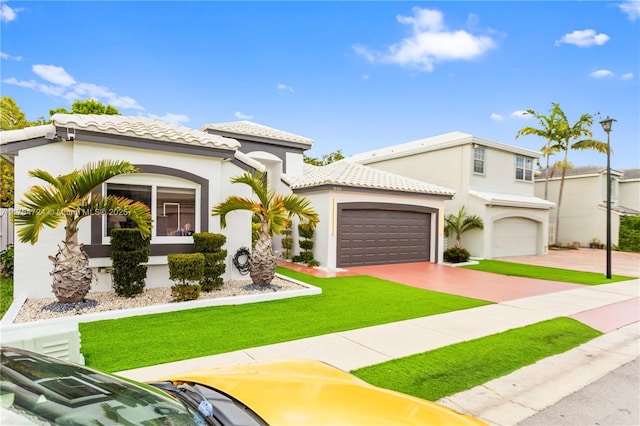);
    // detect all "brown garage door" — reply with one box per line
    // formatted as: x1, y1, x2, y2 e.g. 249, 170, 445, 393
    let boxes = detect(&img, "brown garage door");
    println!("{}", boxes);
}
337, 207, 431, 267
